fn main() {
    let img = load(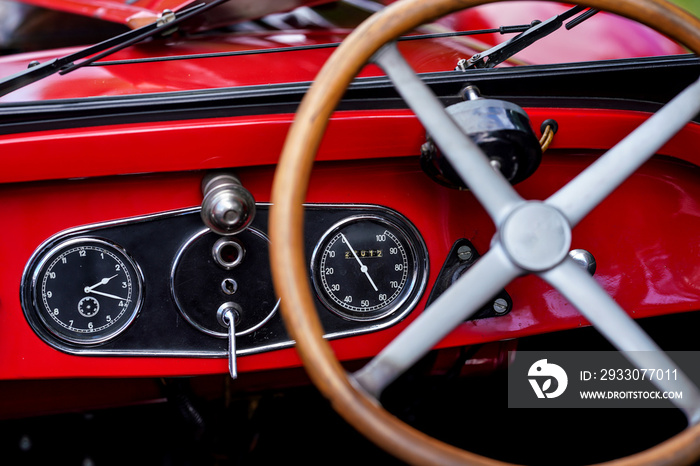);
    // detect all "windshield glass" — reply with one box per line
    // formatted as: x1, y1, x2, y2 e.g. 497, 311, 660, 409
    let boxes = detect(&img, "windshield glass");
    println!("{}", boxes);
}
0, 0, 694, 103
